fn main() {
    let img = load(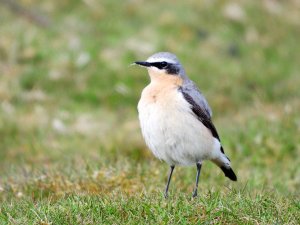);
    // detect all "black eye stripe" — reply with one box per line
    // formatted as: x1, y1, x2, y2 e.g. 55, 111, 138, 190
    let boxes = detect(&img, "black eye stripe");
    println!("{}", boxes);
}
150, 62, 169, 69
149, 61, 180, 75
